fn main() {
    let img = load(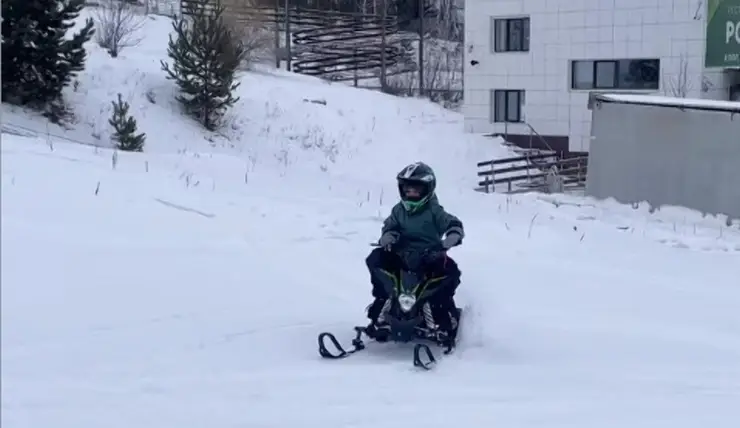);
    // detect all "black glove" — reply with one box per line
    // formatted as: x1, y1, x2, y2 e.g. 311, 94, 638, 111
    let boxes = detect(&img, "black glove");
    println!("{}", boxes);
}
378, 231, 399, 251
